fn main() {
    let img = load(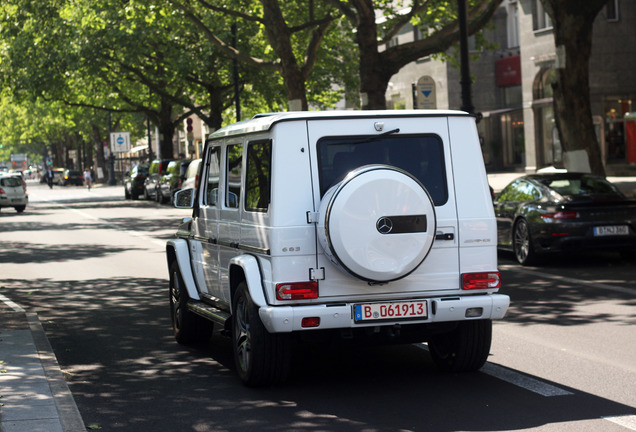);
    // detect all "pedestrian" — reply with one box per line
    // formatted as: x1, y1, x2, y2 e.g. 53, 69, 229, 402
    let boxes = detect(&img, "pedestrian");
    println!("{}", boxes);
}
46, 167, 54, 189
84, 167, 92, 191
